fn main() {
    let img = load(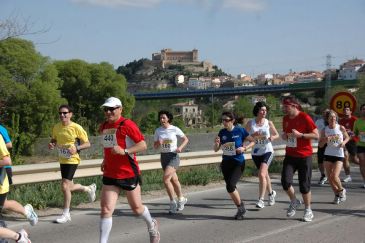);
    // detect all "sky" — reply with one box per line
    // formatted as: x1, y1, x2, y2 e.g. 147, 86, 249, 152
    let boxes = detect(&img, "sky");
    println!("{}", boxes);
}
1, 0, 365, 77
